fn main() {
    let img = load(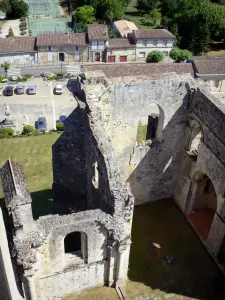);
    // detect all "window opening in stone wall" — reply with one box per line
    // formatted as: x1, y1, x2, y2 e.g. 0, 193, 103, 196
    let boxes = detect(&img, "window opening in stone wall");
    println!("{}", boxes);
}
146, 114, 159, 140
92, 161, 99, 189
187, 122, 202, 160
136, 103, 163, 143
64, 232, 87, 265
214, 80, 220, 88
